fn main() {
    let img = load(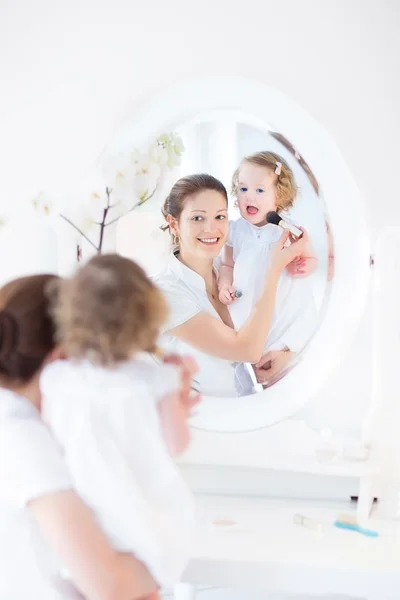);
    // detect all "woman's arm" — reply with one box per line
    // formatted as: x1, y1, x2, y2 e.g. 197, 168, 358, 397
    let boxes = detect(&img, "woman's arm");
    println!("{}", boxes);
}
2, 411, 159, 600
170, 231, 309, 364
39, 362, 194, 591
29, 491, 159, 600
